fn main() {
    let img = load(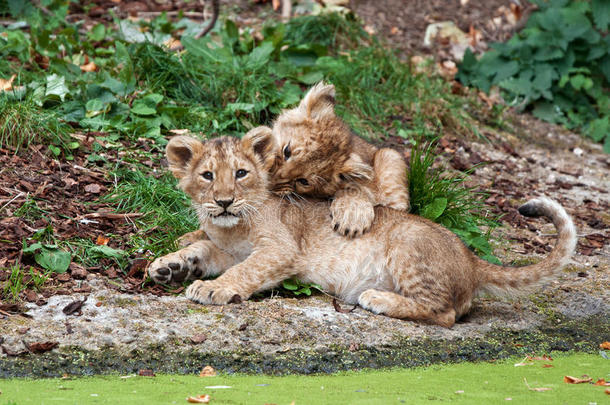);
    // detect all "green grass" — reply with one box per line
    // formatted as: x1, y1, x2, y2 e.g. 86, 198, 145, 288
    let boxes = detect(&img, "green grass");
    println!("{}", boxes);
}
0, 96, 72, 154
1, 353, 608, 404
